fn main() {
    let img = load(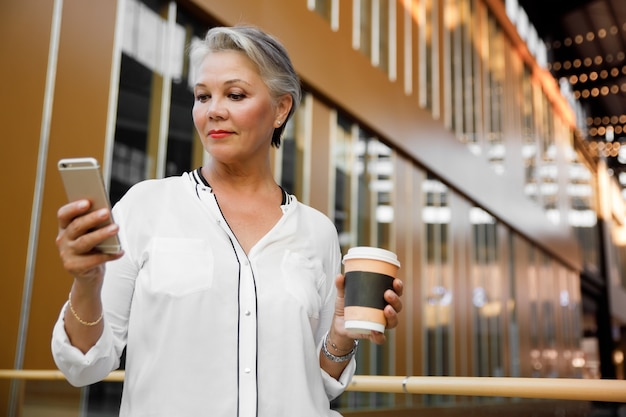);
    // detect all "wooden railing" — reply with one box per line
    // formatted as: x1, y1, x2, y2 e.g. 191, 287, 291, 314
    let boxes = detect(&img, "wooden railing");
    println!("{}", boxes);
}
1, 370, 625, 402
